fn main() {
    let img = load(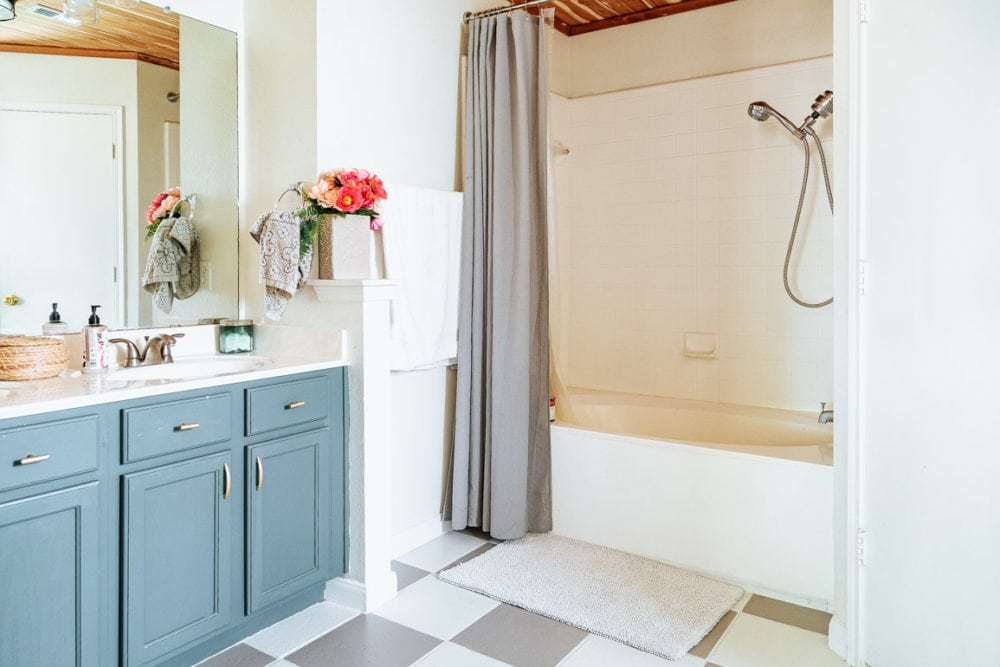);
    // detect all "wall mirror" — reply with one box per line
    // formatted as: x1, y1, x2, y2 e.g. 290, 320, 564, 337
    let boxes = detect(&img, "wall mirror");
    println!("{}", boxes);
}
0, 0, 238, 335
